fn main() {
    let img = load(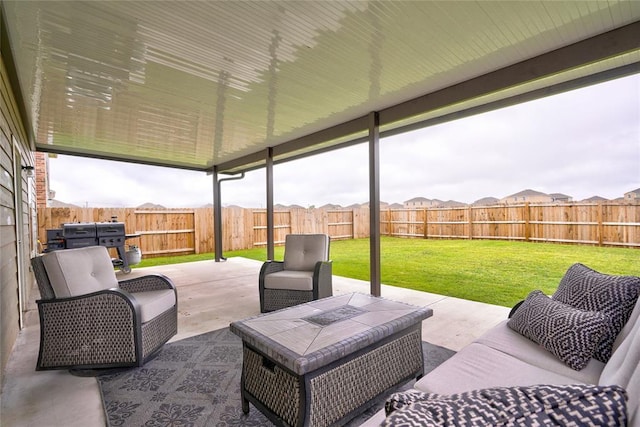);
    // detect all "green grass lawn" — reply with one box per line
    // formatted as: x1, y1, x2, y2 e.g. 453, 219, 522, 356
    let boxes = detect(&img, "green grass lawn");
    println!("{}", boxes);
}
136, 237, 640, 307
